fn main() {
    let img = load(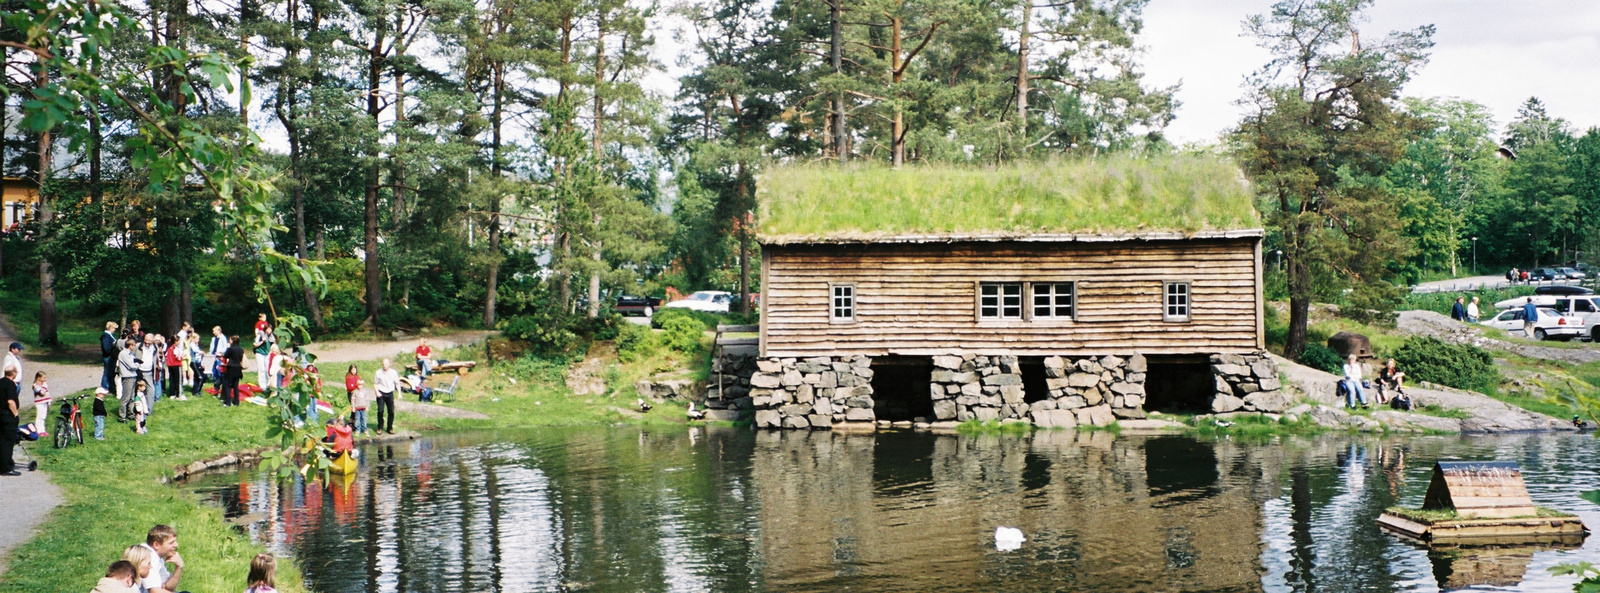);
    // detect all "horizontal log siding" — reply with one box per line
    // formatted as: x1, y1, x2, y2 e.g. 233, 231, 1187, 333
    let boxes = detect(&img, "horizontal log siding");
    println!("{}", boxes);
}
762, 239, 1261, 357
